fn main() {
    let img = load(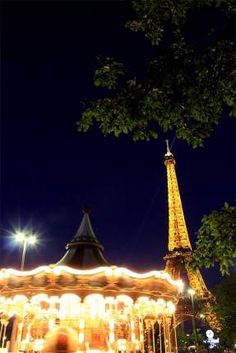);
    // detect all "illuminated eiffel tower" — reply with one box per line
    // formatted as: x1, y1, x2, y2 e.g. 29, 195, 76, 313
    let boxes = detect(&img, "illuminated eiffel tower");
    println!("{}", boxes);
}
163, 141, 220, 330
